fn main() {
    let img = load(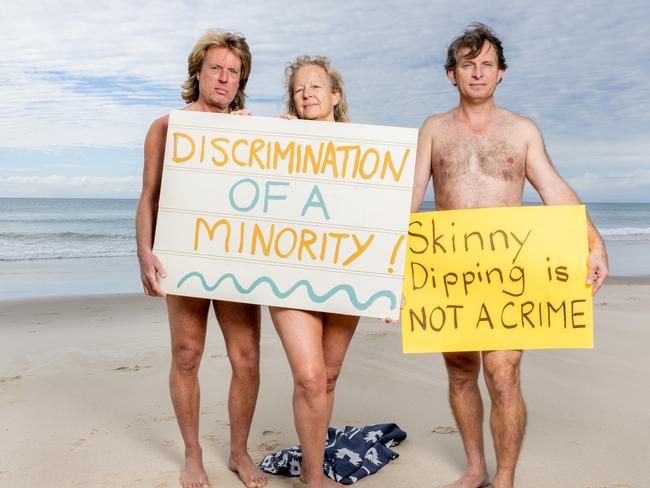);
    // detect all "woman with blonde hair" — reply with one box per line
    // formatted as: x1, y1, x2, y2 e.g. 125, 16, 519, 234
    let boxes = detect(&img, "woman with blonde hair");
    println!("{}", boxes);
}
270, 55, 356, 488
